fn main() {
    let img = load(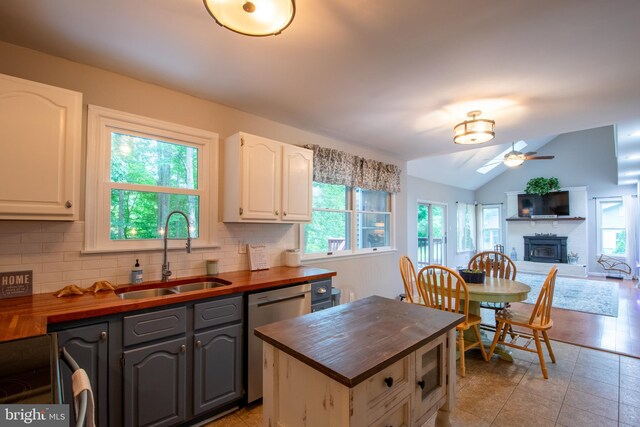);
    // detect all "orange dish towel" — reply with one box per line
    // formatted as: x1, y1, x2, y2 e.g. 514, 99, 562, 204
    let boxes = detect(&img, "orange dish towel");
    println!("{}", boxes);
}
72, 368, 96, 427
